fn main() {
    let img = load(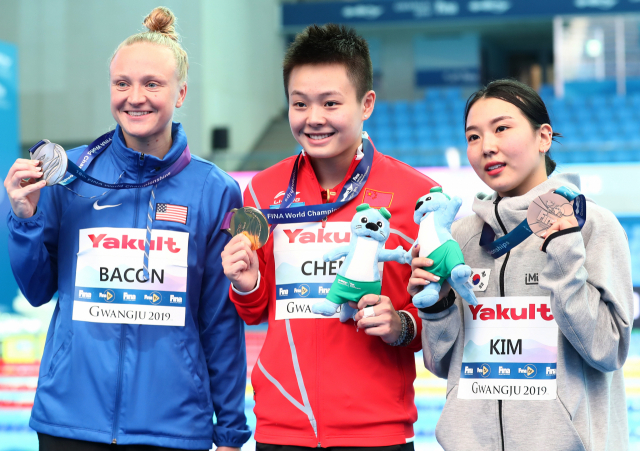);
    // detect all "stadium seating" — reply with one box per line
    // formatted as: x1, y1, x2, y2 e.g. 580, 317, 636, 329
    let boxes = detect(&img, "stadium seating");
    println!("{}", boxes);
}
365, 85, 640, 167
